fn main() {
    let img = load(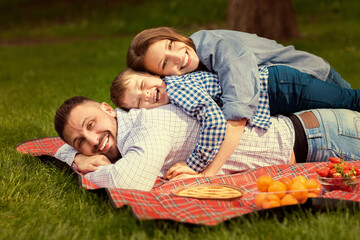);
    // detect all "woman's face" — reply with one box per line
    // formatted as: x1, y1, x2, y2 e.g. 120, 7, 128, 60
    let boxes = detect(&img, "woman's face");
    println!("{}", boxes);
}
144, 39, 199, 76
